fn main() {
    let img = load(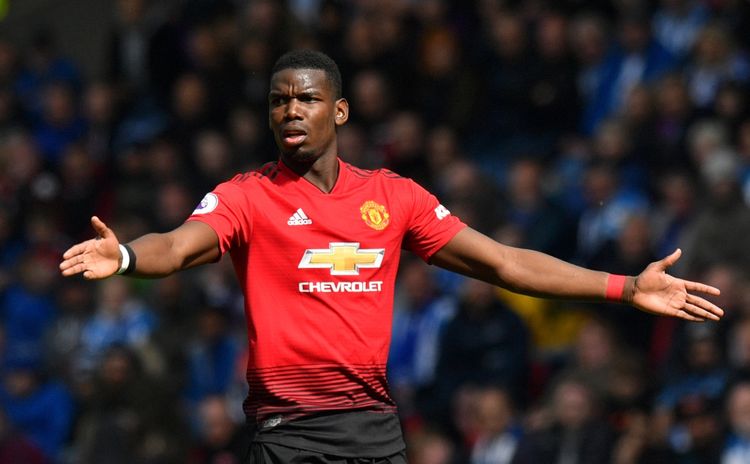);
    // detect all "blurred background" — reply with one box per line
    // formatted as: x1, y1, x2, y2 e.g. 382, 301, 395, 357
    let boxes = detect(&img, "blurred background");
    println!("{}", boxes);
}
1, 0, 750, 463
